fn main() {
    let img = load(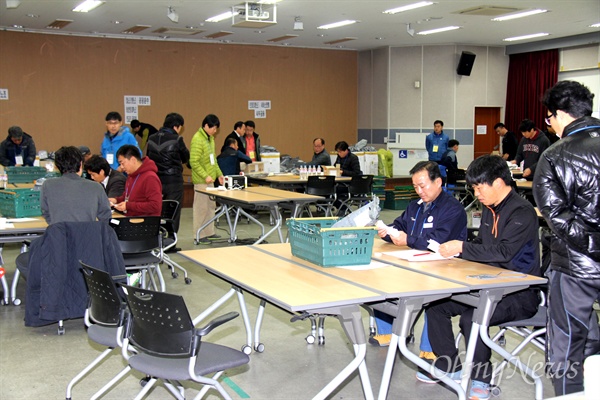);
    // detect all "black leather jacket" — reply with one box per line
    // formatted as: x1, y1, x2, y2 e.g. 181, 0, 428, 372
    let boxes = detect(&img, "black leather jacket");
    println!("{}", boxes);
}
533, 116, 600, 278
146, 127, 190, 184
